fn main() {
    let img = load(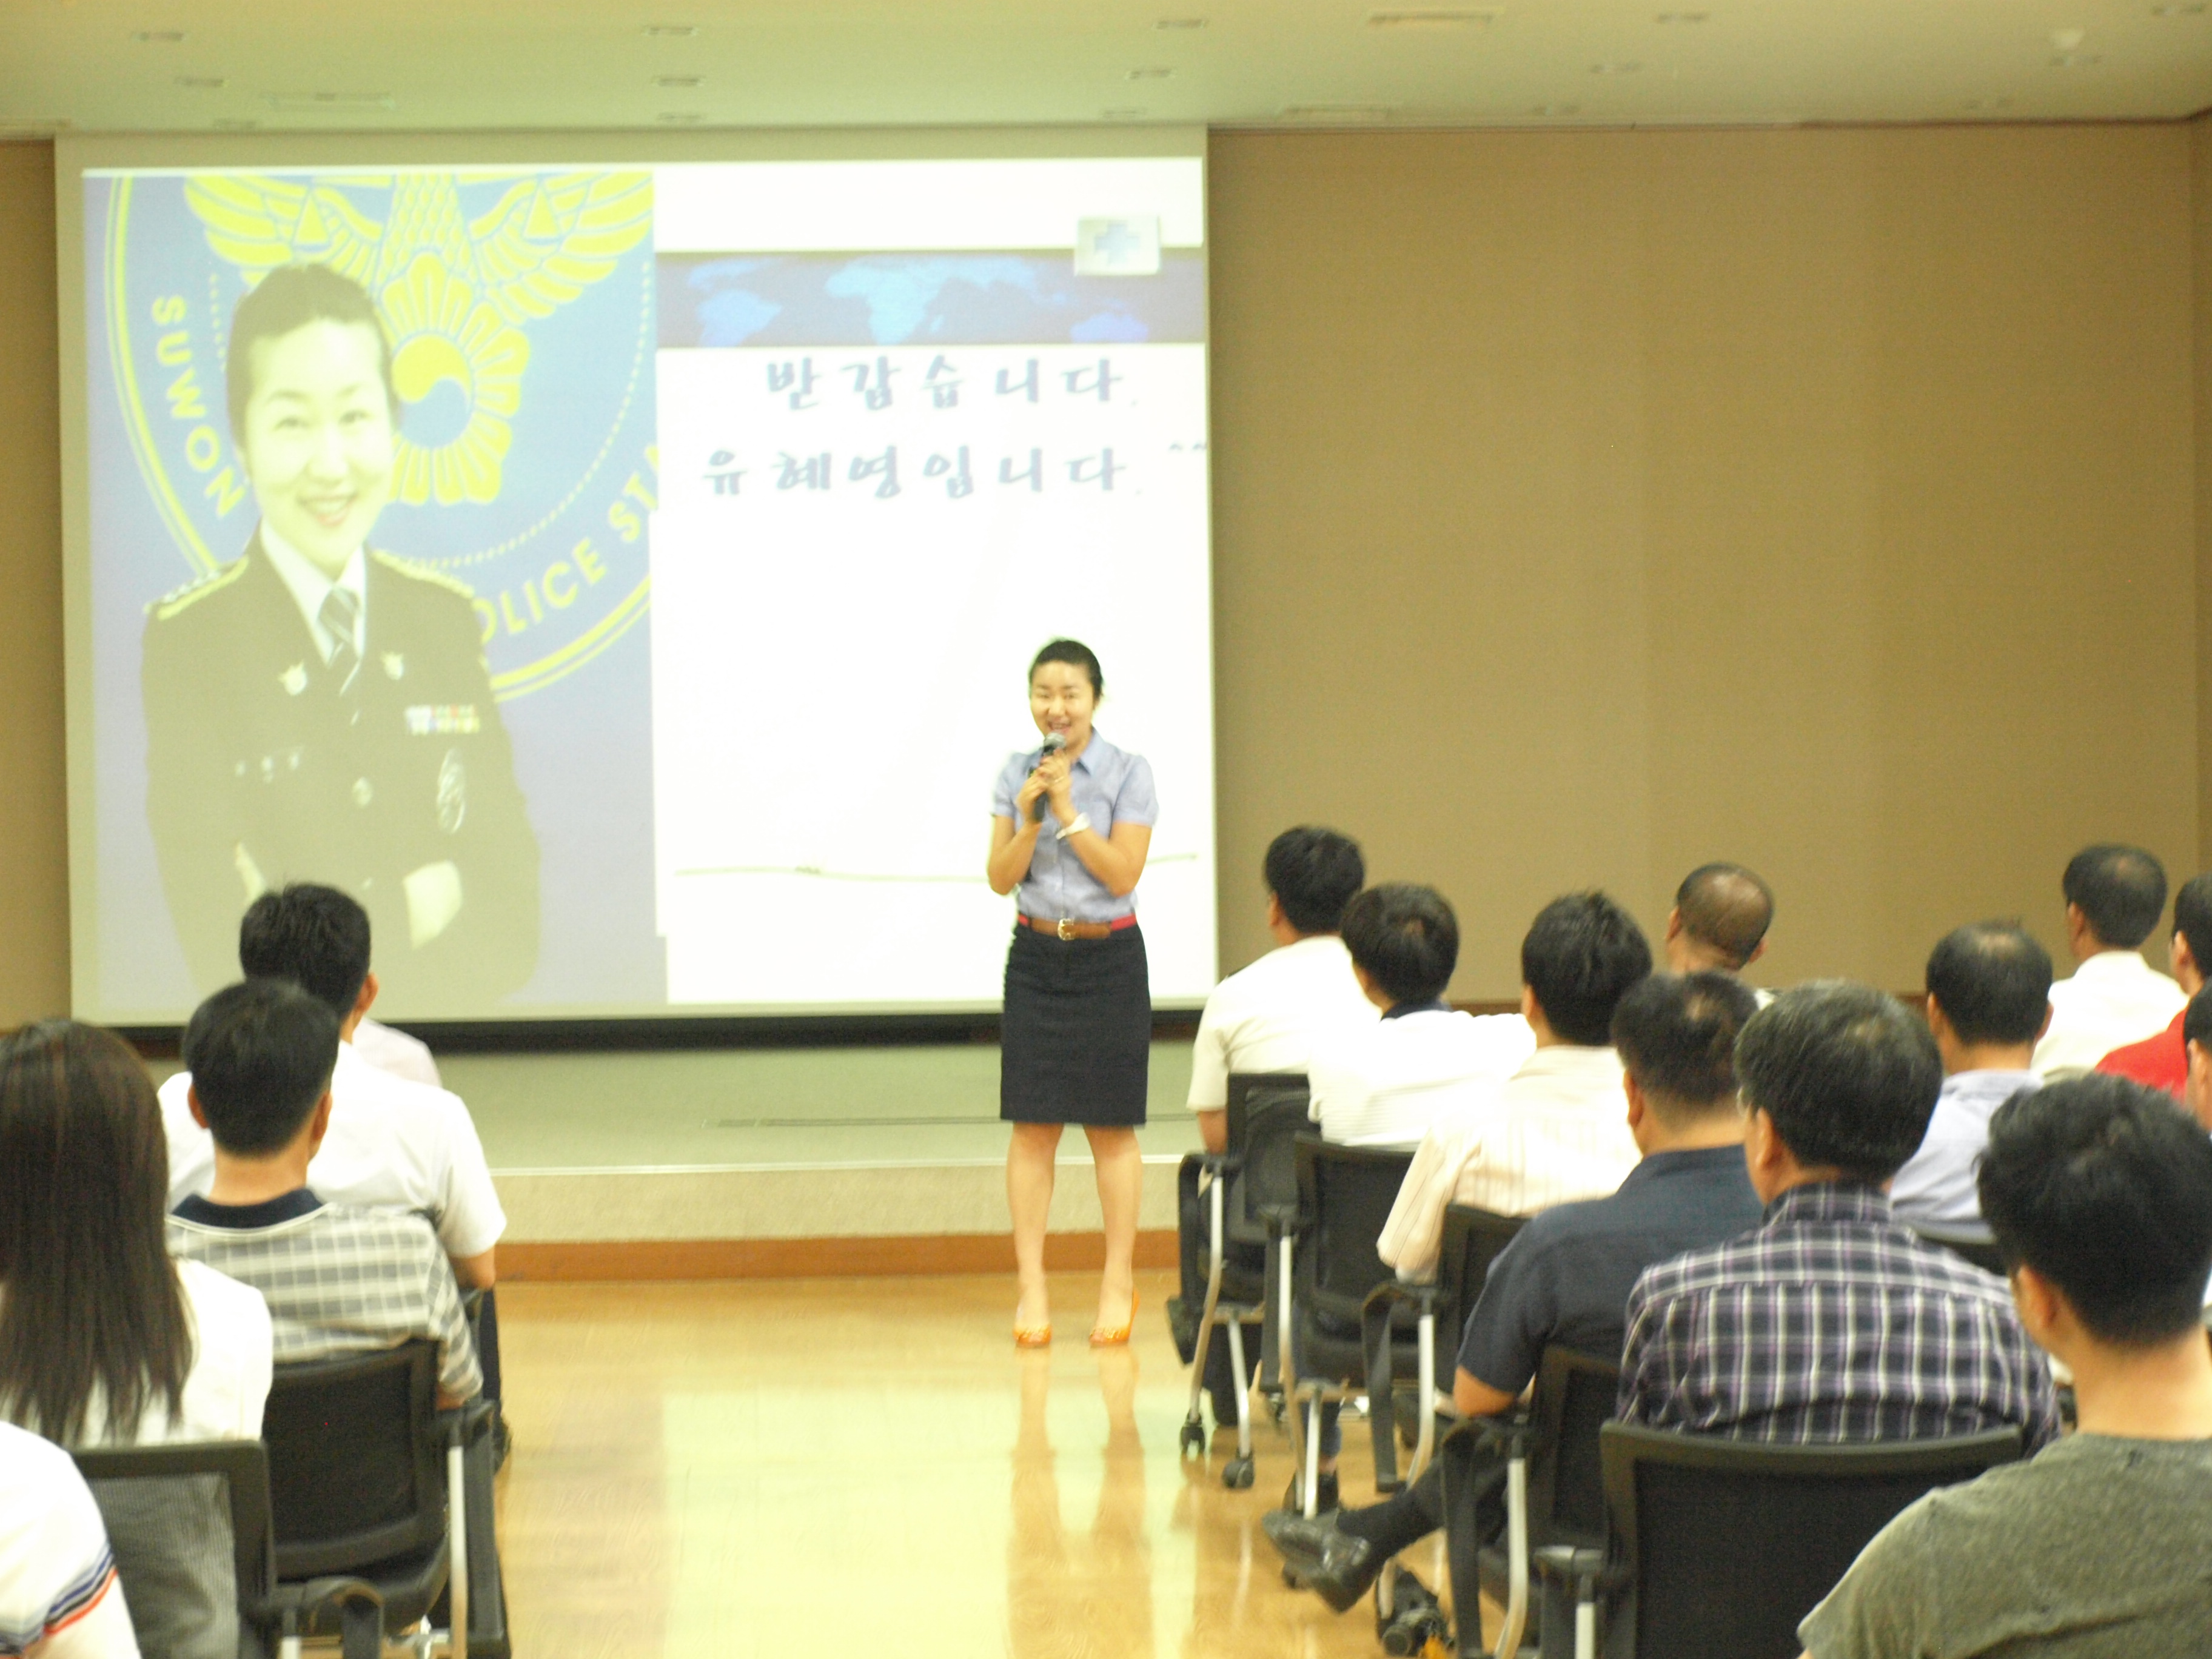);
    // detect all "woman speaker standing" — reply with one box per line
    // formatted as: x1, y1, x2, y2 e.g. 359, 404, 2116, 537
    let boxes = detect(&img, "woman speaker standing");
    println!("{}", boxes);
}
988, 640, 1156, 1349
